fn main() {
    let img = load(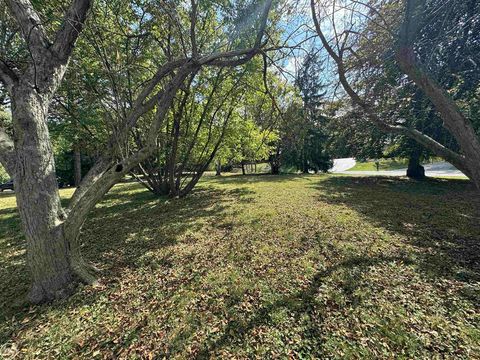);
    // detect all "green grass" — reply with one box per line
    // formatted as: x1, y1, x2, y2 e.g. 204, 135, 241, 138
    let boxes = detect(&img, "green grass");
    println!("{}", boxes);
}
1, 175, 479, 358
350, 158, 410, 171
